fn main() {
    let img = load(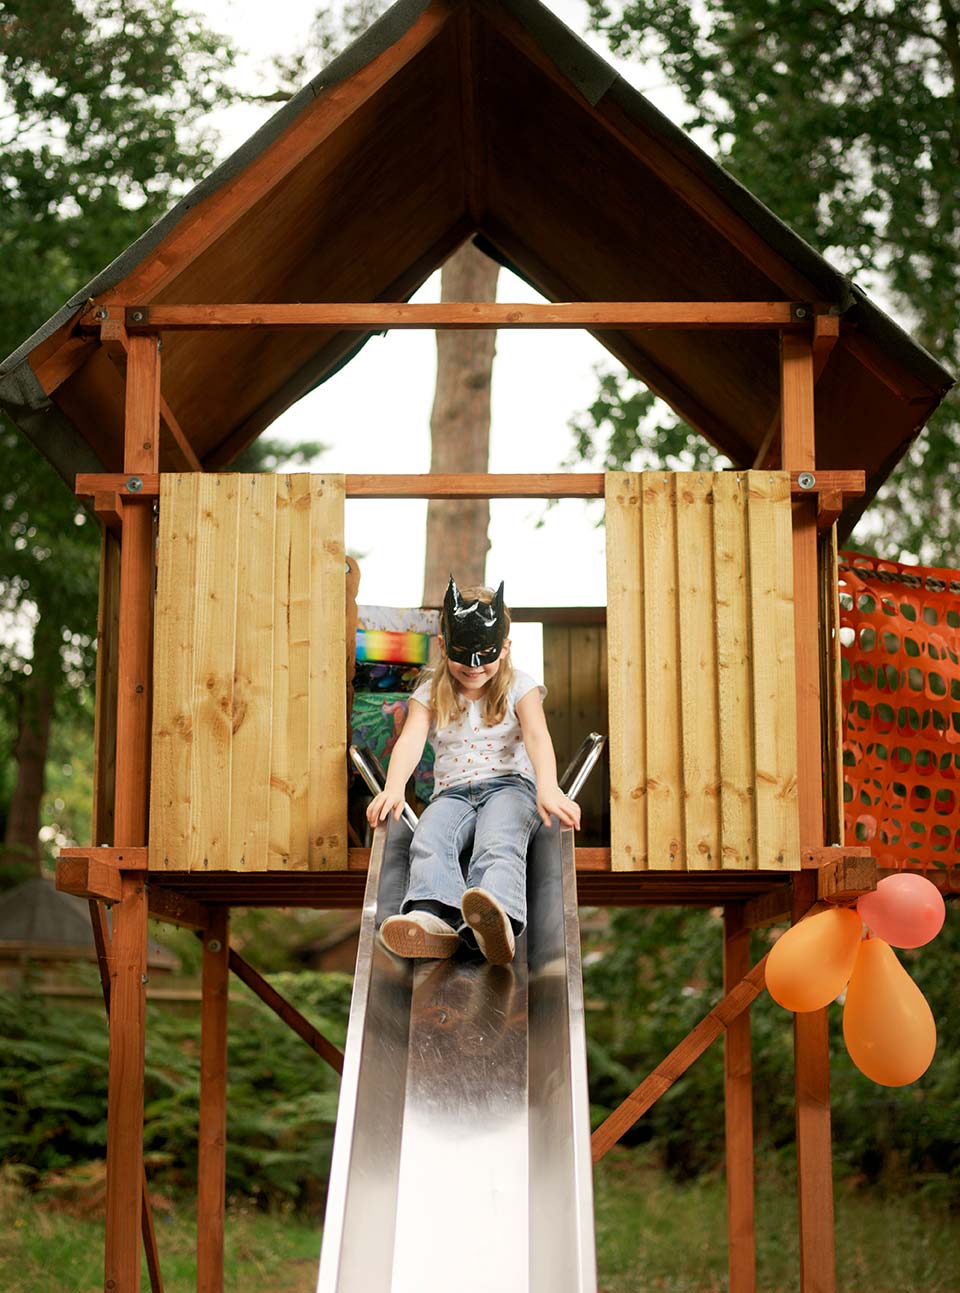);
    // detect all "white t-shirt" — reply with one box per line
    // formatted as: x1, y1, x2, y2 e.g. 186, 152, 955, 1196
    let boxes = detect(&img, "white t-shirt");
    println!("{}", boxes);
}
411, 668, 546, 797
